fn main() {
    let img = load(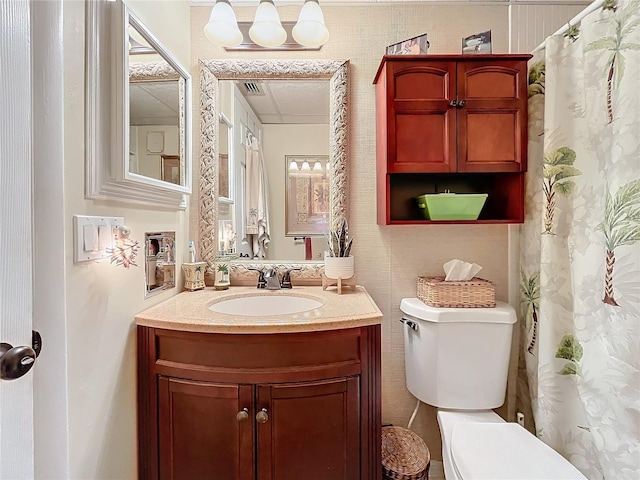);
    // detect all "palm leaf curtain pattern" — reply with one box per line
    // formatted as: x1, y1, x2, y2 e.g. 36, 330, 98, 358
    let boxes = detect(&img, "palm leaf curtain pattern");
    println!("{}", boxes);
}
520, 0, 640, 478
